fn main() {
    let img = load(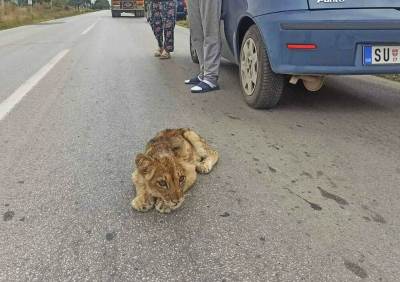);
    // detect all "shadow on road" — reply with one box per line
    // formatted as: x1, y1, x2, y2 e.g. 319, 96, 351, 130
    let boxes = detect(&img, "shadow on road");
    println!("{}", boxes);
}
278, 83, 387, 113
